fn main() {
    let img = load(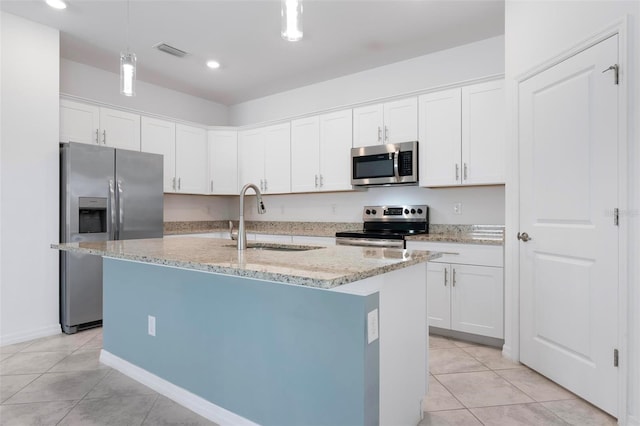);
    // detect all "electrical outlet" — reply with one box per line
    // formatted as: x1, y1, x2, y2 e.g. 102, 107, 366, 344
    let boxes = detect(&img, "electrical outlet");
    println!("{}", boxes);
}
367, 309, 379, 344
453, 202, 463, 215
148, 315, 156, 336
